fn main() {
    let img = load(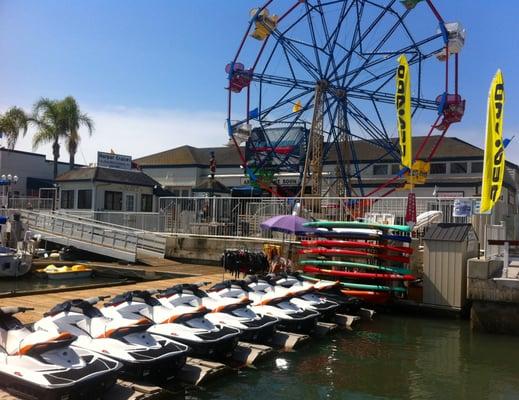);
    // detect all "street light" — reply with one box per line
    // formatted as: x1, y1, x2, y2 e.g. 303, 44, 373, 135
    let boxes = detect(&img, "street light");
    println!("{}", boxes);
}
1, 174, 18, 208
